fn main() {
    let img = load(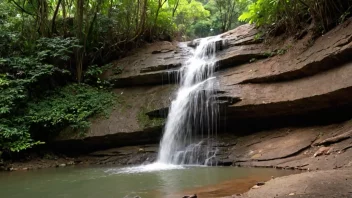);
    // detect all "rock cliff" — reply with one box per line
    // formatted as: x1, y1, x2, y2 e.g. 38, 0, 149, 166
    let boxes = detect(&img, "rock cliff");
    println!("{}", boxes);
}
54, 18, 352, 168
